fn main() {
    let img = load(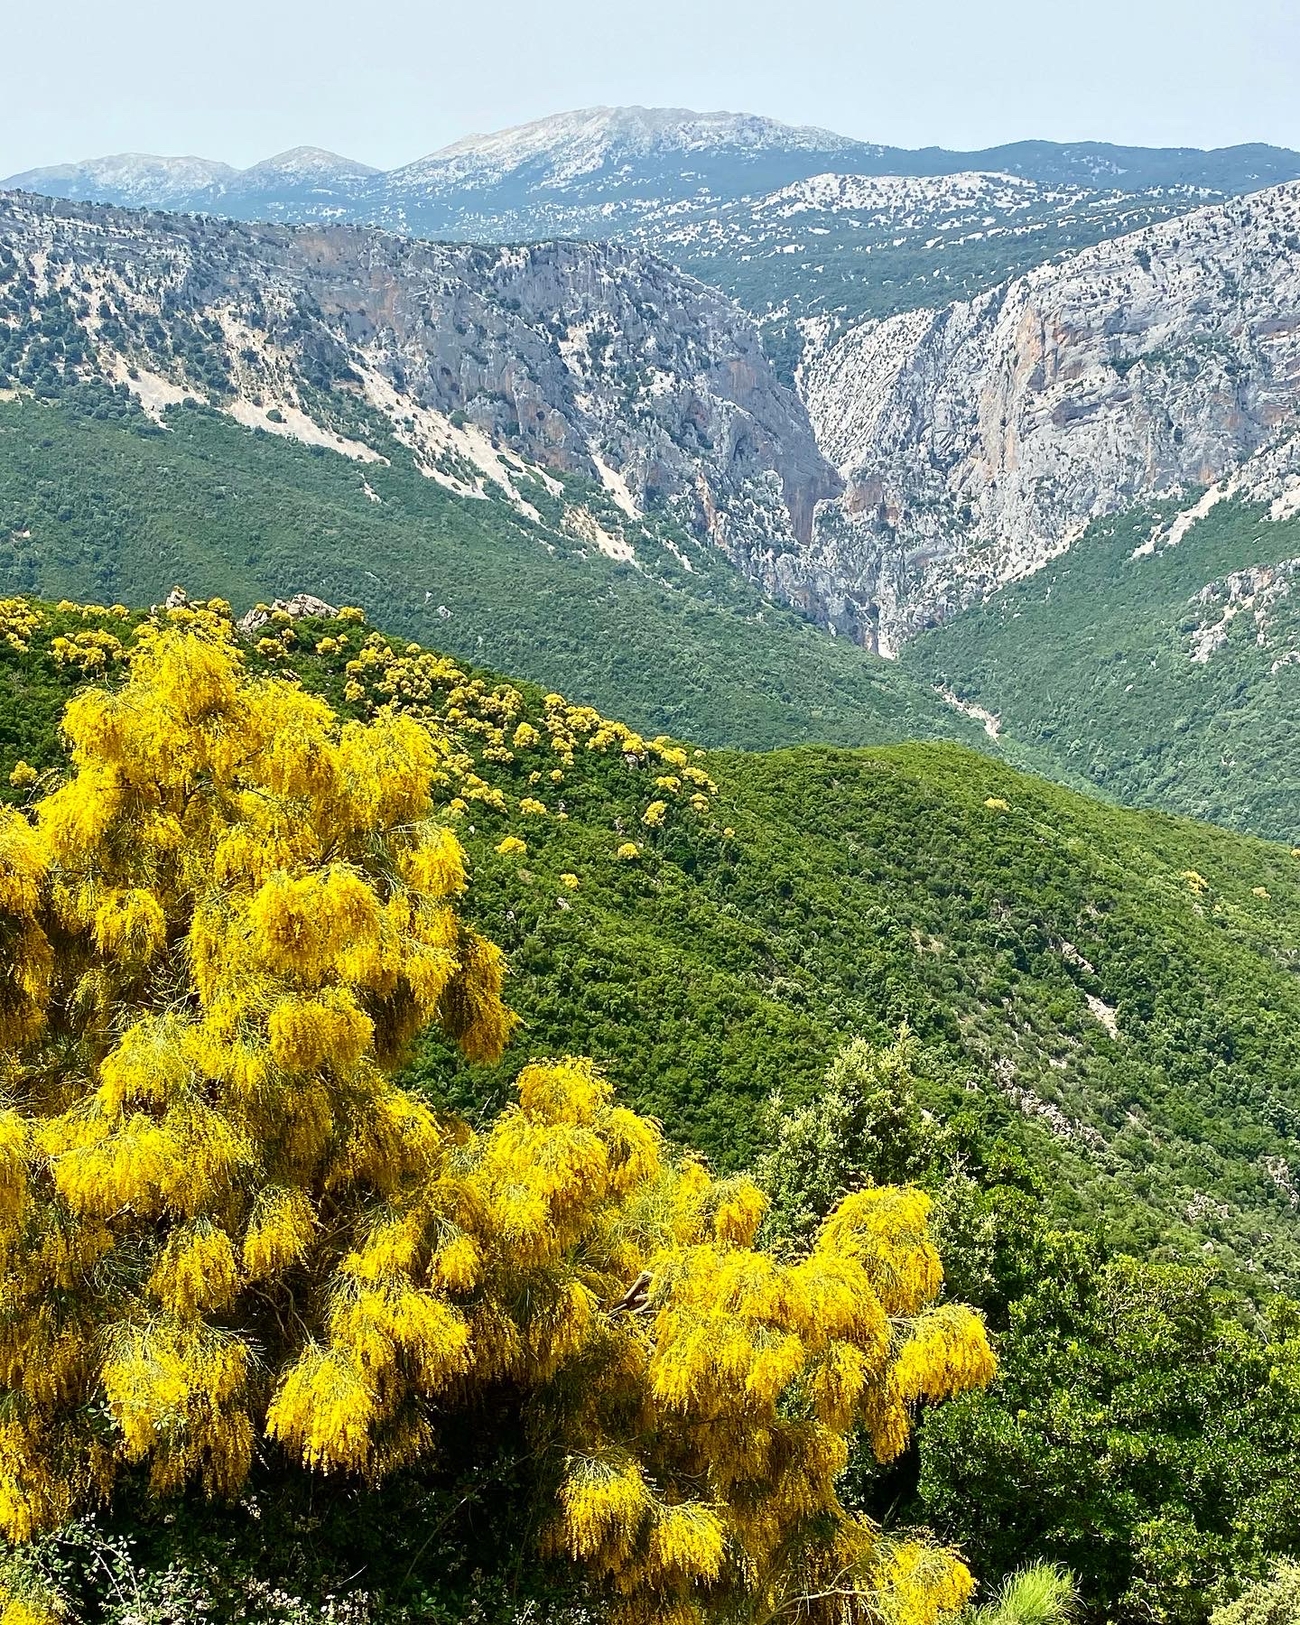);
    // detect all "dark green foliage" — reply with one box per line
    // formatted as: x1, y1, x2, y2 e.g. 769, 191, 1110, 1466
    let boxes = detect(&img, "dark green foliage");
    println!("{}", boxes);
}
752, 1039, 1300, 1623
3, 1429, 585, 1623
431, 726, 1300, 1285
916, 1252, 1300, 1624
755, 1032, 931, 1244
904, 495, 1300, 844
